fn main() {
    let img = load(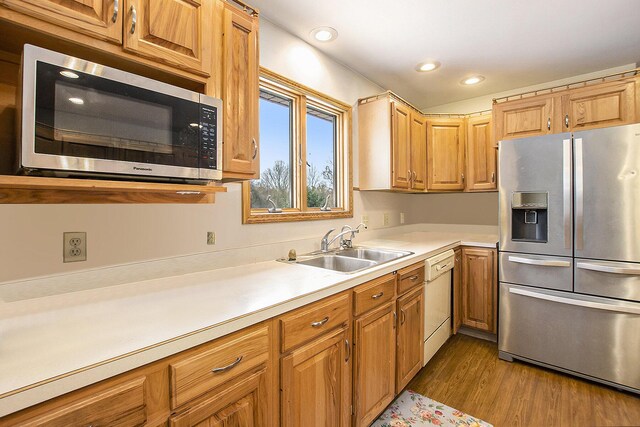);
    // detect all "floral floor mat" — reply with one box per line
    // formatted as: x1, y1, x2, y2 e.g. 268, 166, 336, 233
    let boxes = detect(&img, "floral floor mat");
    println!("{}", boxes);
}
371, 390, 493, 427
